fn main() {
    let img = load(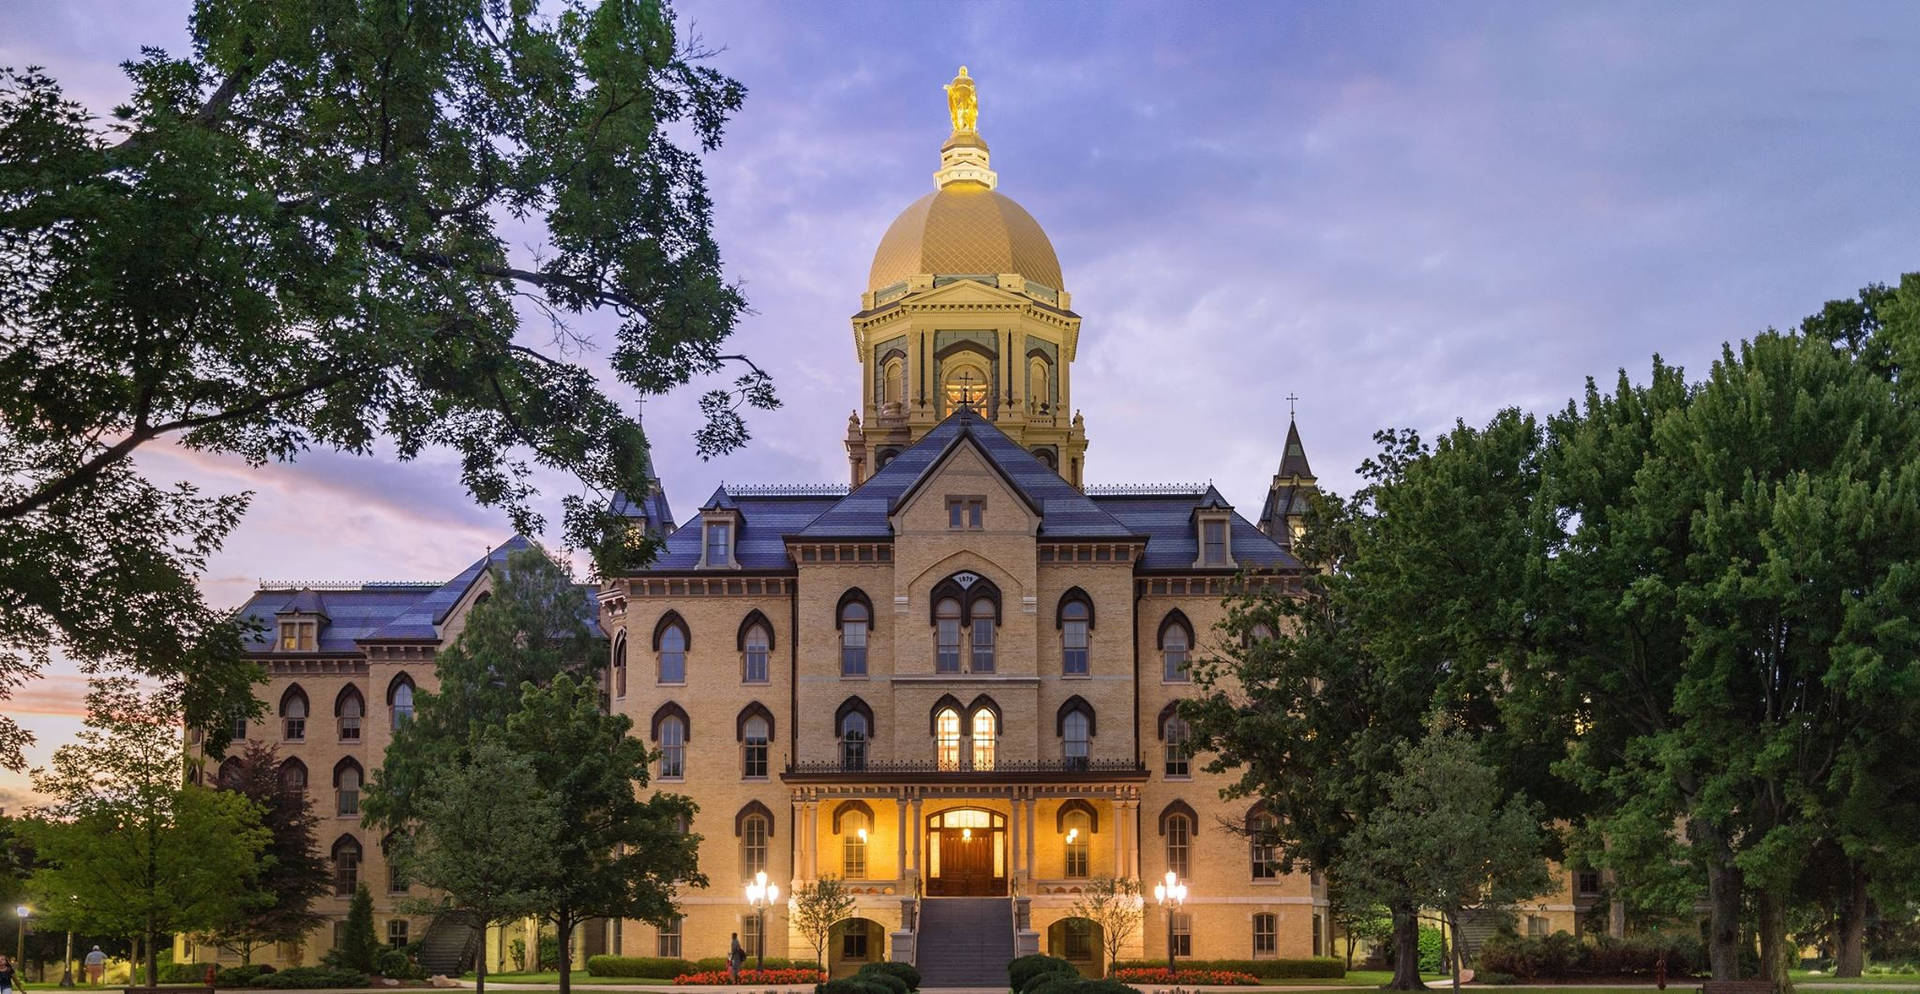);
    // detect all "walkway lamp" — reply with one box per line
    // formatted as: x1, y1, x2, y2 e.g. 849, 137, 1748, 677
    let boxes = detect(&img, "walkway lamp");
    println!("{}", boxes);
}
1152, 872, 1186, 973
744, 871, 780, 970
13, 905, 26, 972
